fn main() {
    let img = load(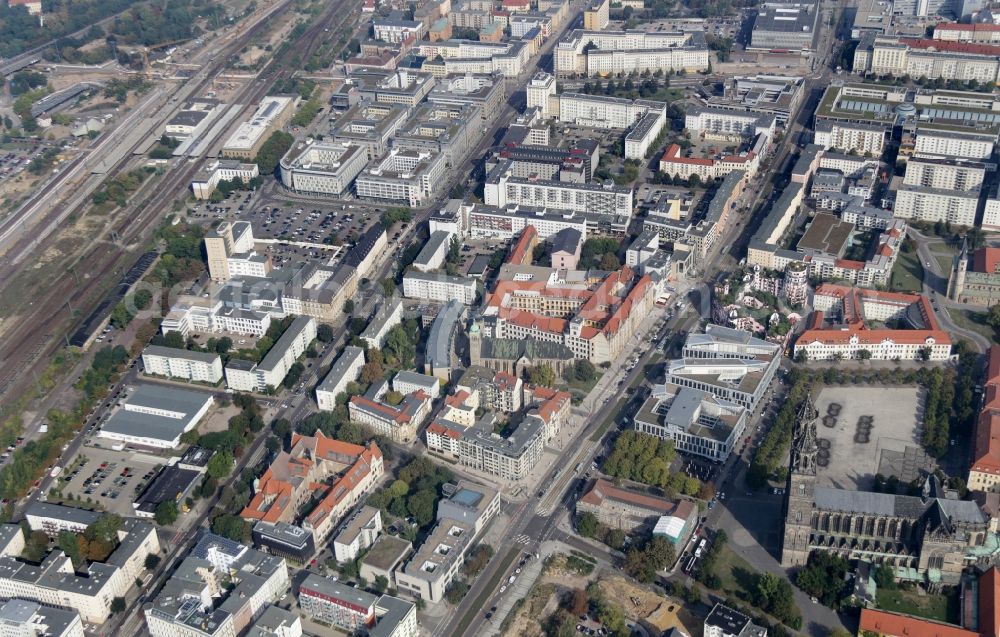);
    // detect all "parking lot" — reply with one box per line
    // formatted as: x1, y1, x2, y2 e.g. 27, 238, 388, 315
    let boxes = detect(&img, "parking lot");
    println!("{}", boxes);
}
55, 447, 164, 516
